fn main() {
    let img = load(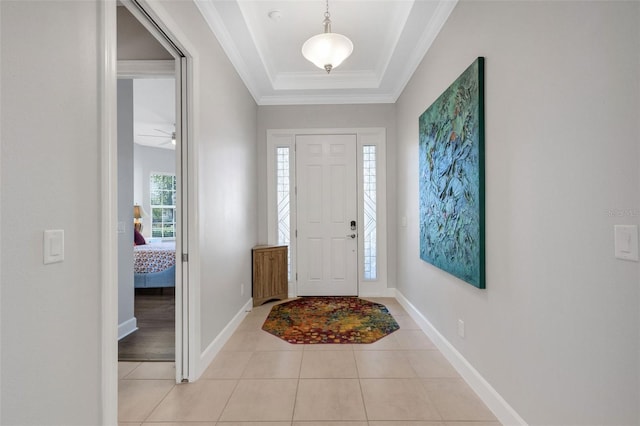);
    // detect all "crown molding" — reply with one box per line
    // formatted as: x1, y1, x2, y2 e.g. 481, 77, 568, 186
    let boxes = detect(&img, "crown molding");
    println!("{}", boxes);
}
258, 92, 396, 106
272, 70, 380, 91
194, 0, 261, 103
391, 0, 458, 101
194, 0, 458, 105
